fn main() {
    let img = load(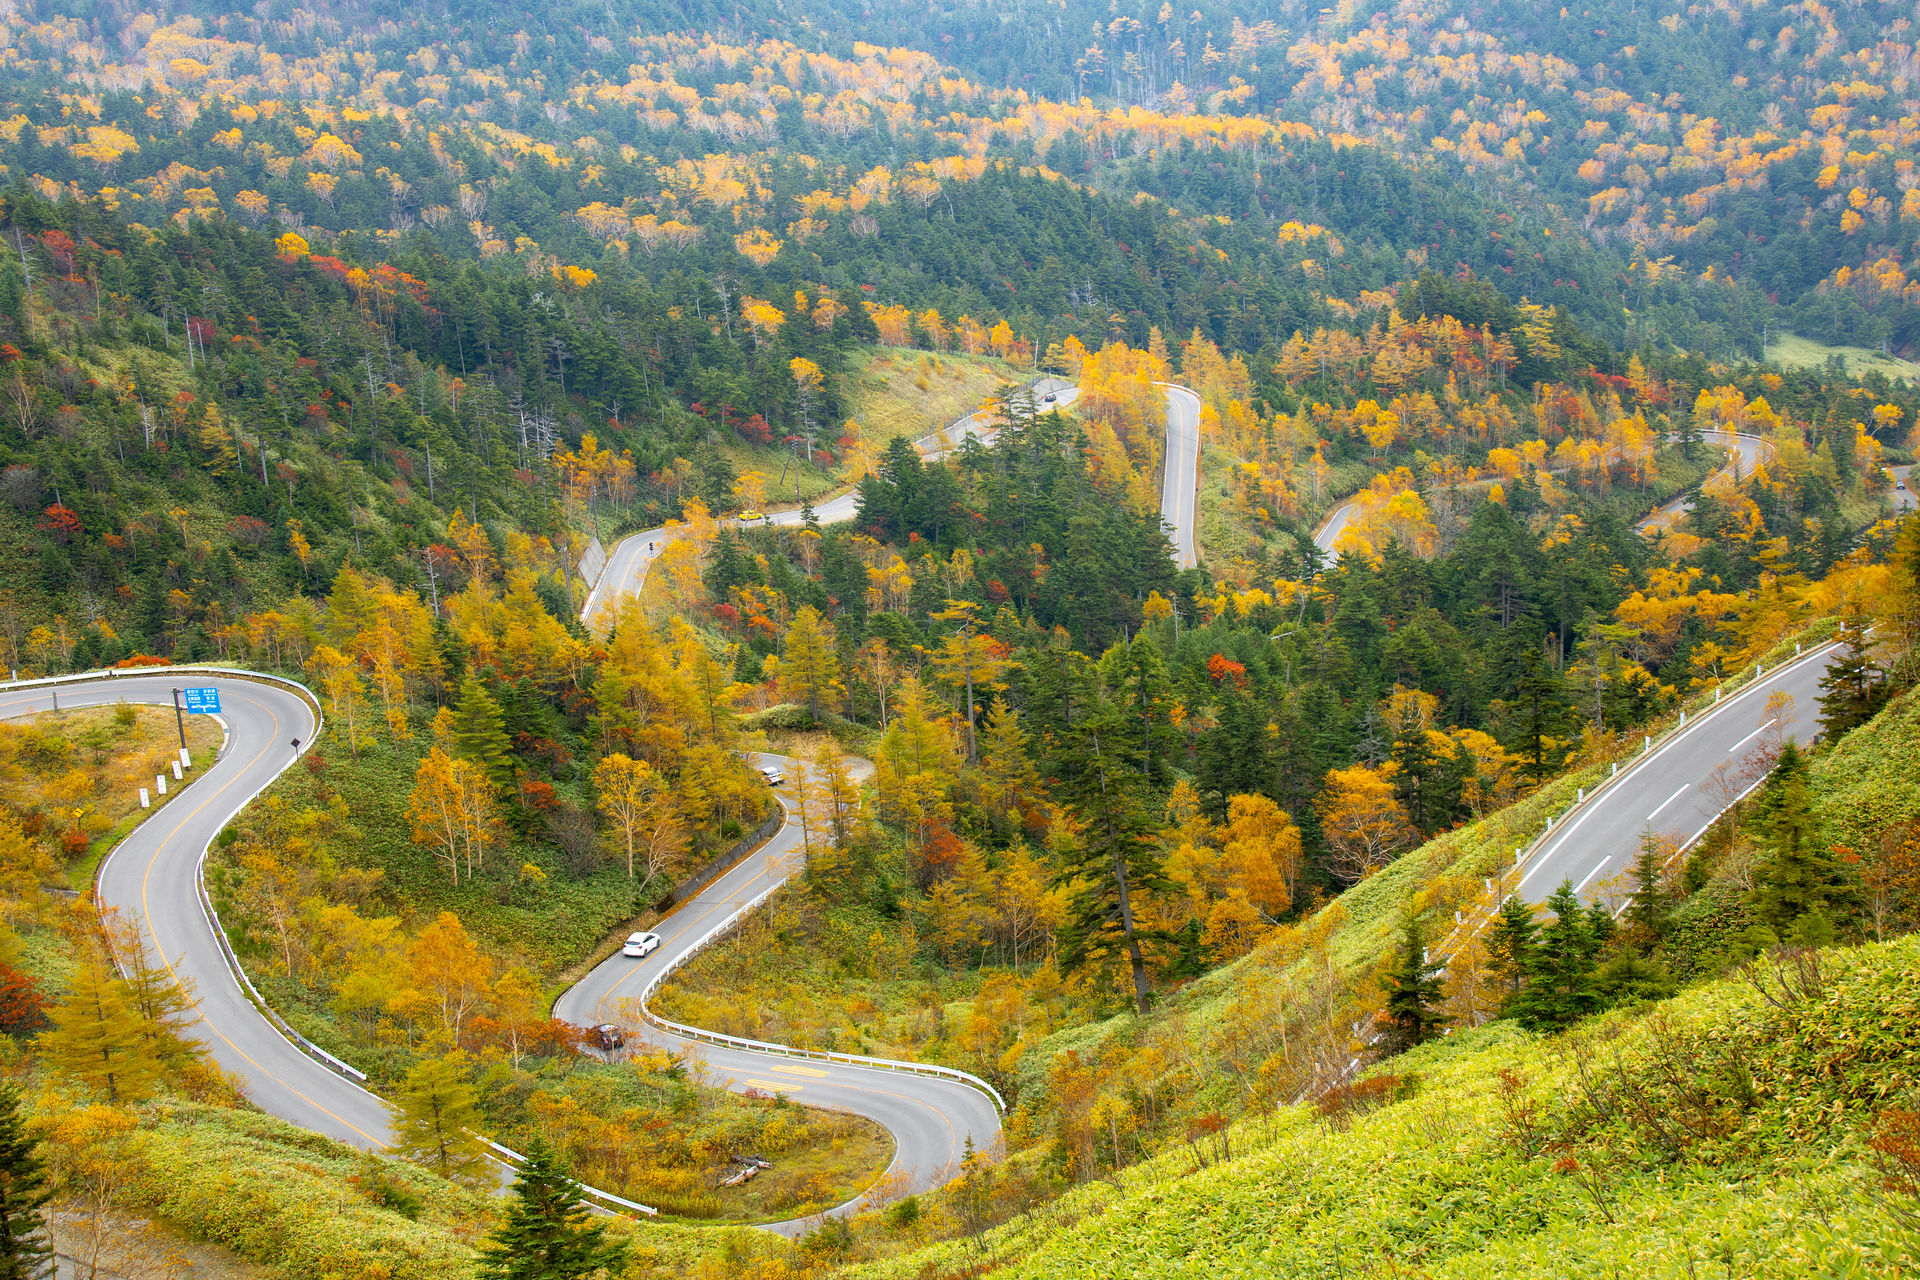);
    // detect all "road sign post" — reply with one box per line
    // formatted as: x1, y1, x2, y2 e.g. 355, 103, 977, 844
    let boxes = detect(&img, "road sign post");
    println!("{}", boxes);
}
173, 687, 221, 752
